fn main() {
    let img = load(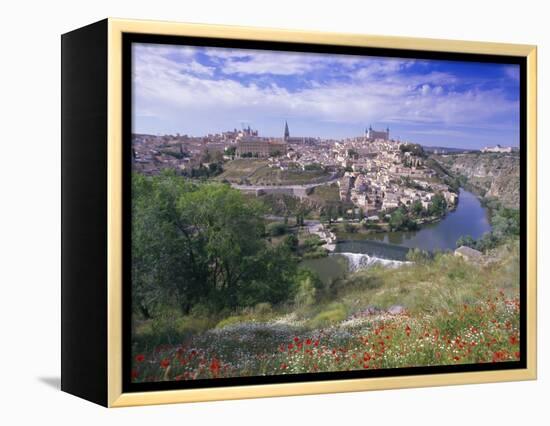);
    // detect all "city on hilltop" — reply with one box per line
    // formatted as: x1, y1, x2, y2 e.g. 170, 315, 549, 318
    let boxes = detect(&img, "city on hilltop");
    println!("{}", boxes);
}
133, 121, 464, 225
